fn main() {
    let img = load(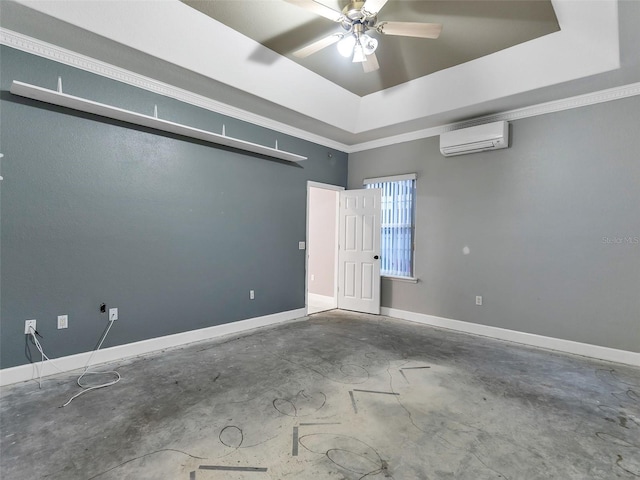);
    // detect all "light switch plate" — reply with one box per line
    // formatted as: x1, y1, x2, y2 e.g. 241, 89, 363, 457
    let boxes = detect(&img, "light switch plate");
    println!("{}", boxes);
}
299, 241, 306, 250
